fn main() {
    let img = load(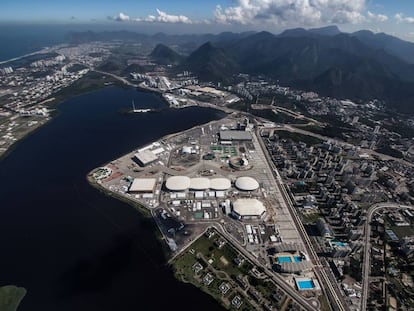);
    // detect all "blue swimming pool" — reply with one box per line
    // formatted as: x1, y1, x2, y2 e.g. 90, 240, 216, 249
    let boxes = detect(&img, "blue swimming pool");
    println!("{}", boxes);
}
297, 280, 315, 290
277, 256, 292, 263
